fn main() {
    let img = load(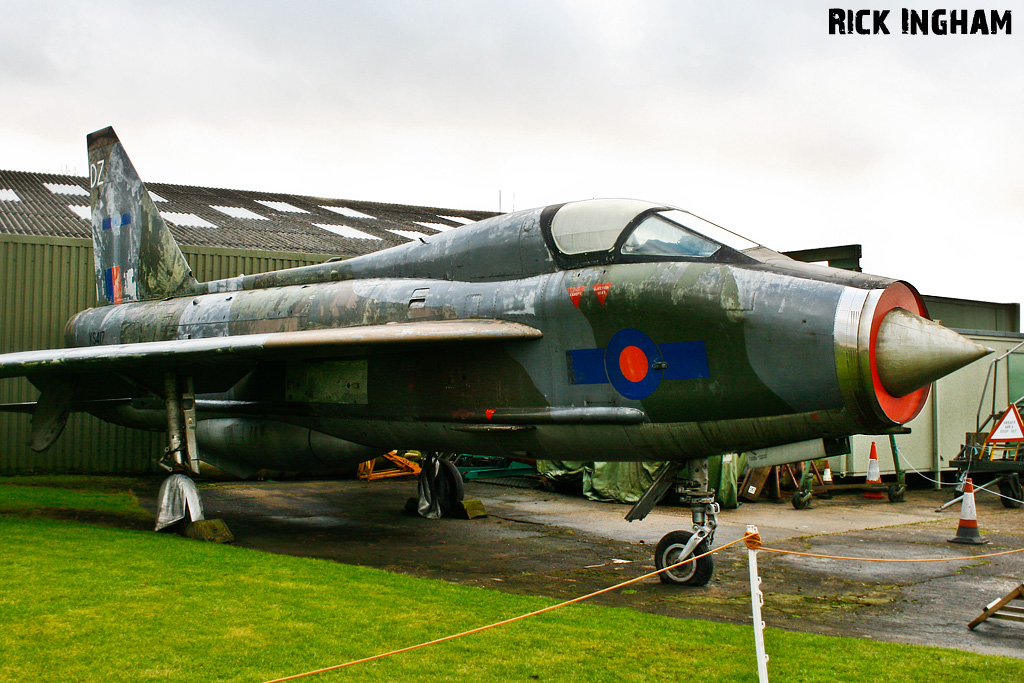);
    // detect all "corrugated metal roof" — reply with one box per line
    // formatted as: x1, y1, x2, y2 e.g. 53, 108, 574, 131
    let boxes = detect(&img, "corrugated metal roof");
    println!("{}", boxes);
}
0, 170, 499, 258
